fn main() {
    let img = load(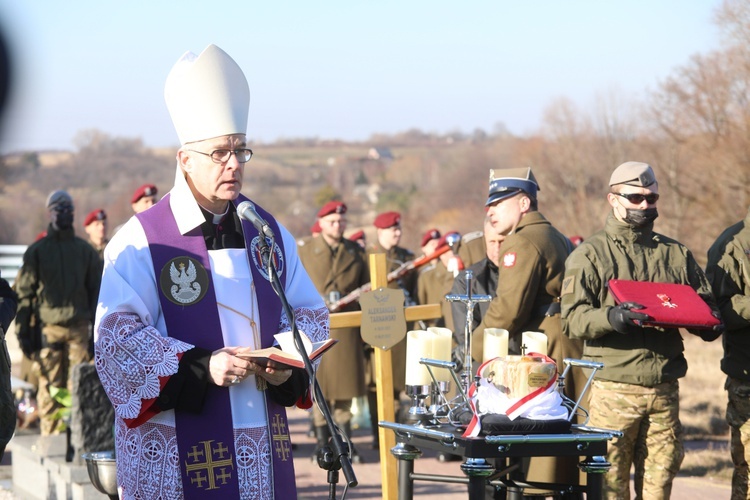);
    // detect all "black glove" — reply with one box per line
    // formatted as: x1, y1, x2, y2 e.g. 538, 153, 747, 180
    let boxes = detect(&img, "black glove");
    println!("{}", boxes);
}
692, 311, 725, 342
607, 302, 650, 334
